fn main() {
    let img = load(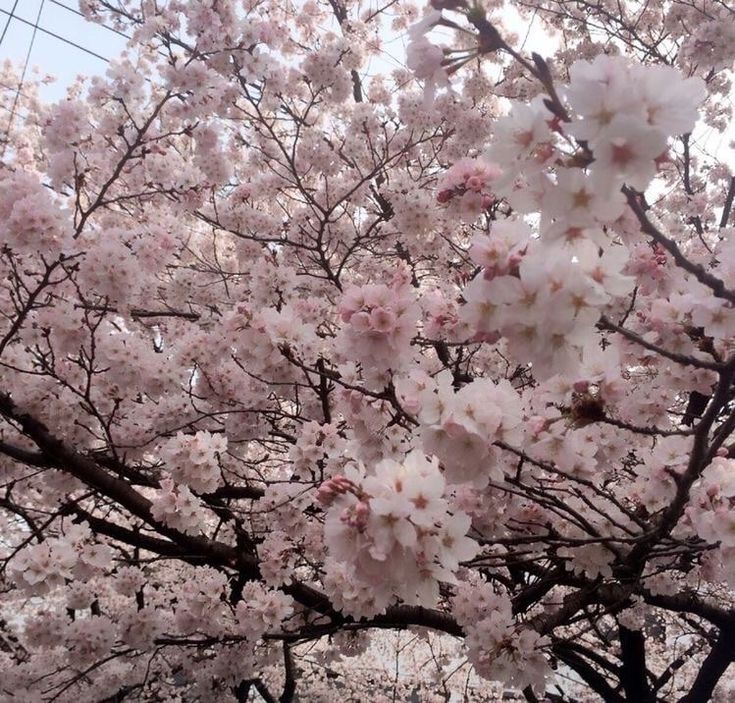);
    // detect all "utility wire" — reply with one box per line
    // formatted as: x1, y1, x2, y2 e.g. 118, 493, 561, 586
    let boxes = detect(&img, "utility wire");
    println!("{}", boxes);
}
0, 101, 28, 121
46, 0, 171, 61
0, 0, 20, 48
2, 0, 45, 156
0, 7, 110, 63
0, 79, 31, 100
47, 0, 131, 41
